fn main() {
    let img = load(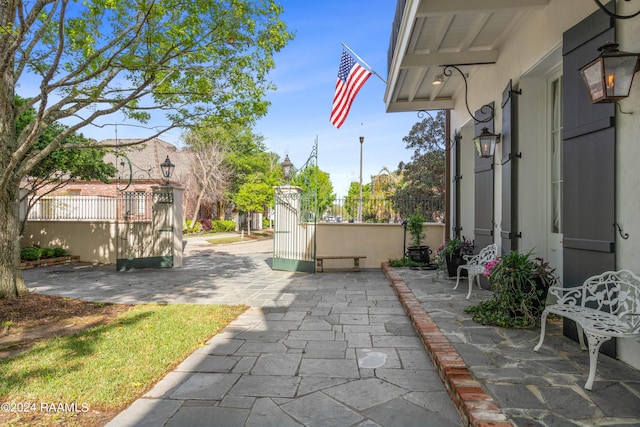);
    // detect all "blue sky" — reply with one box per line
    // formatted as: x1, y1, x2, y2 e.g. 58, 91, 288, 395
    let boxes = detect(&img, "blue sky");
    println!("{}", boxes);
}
253, 1, 421, 196
21, 1, 421, 197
